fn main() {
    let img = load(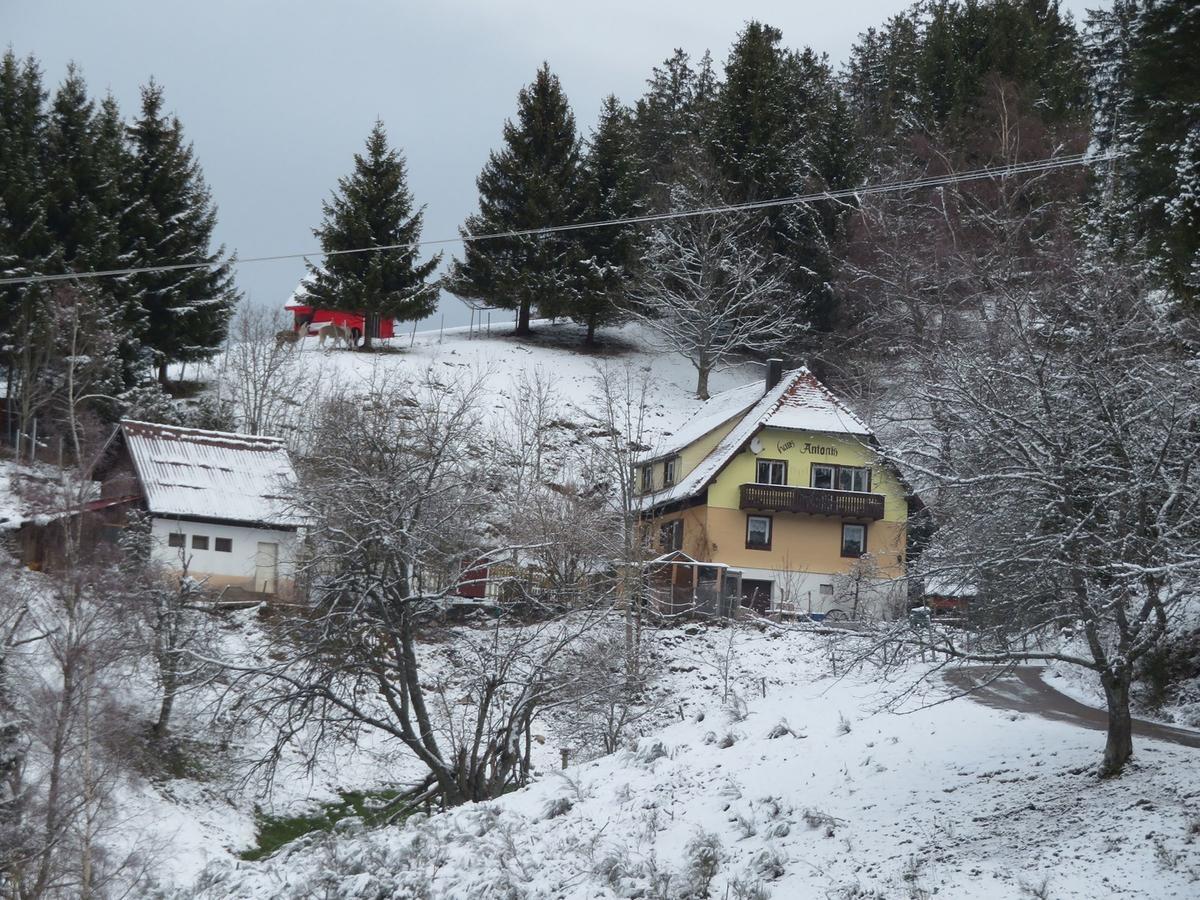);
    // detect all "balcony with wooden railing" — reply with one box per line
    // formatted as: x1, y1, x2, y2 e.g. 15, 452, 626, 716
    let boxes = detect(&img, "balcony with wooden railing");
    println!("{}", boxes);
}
739, 483, 885, 520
